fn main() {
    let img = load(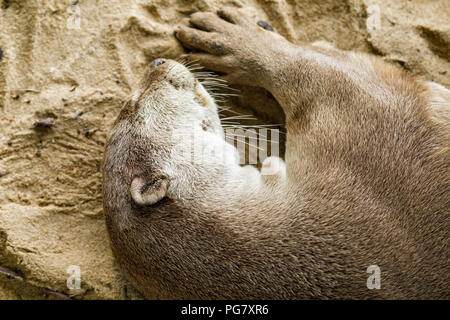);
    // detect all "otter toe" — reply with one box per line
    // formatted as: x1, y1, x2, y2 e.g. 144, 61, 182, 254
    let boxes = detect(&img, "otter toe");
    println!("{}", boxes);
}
190, 11, 228, 32
175, 26, 227, 55
217, 8, 250, 26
